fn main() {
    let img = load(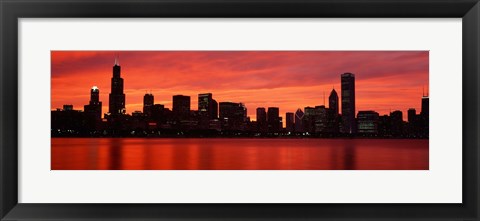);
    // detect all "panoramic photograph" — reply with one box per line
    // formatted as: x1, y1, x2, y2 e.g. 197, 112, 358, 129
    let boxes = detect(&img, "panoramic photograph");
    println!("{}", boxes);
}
51, 51, 429, 170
